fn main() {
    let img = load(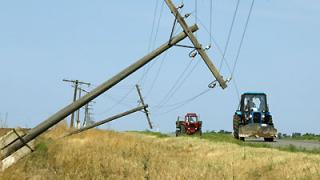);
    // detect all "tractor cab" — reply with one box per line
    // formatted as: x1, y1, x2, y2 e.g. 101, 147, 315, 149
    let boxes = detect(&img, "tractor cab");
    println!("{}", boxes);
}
176, 113, 202, 136
240, 93, 270, 124
185, 113, 199, 123
233, 92, 277, 141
